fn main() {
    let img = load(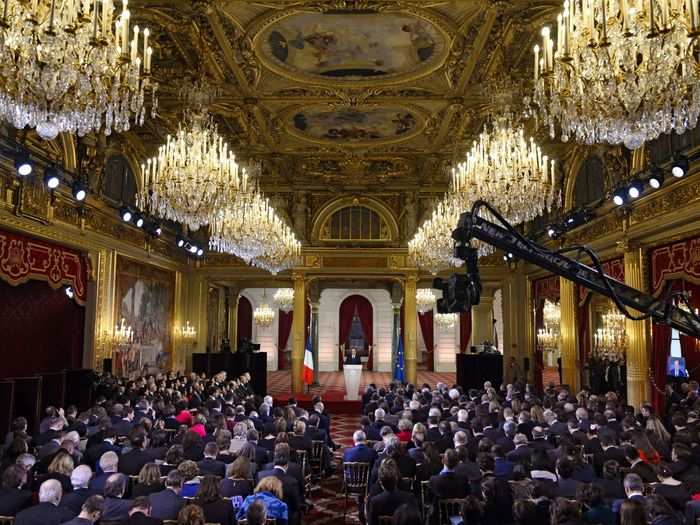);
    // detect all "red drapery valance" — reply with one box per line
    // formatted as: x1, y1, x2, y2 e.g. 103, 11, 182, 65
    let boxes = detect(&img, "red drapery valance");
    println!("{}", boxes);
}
0, 229, 87, 304
418, 311, 434, 371
237, 296, 253, 345
459, 311, 471, 353
339, 295, 373, 371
